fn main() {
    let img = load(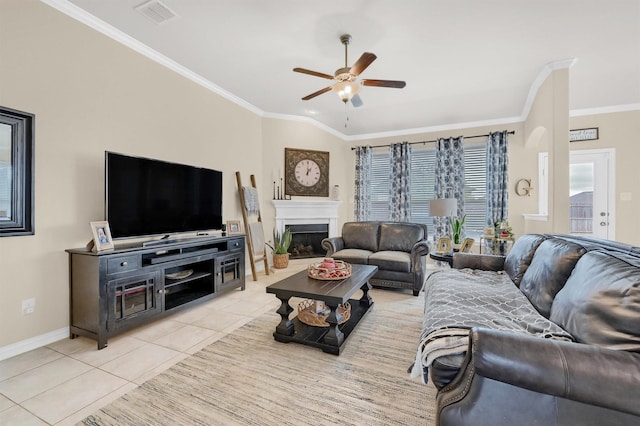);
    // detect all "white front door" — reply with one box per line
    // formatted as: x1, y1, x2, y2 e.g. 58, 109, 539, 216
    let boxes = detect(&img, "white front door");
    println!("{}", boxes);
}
569, 149, 615, 239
